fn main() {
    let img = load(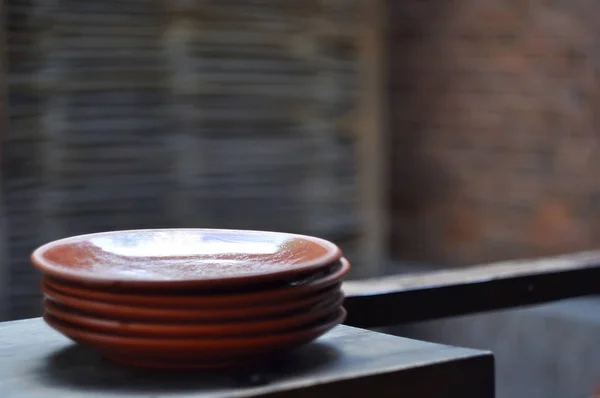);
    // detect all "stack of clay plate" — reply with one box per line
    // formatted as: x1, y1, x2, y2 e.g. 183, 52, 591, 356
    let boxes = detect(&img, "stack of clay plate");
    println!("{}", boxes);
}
31, 229, 349, 370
